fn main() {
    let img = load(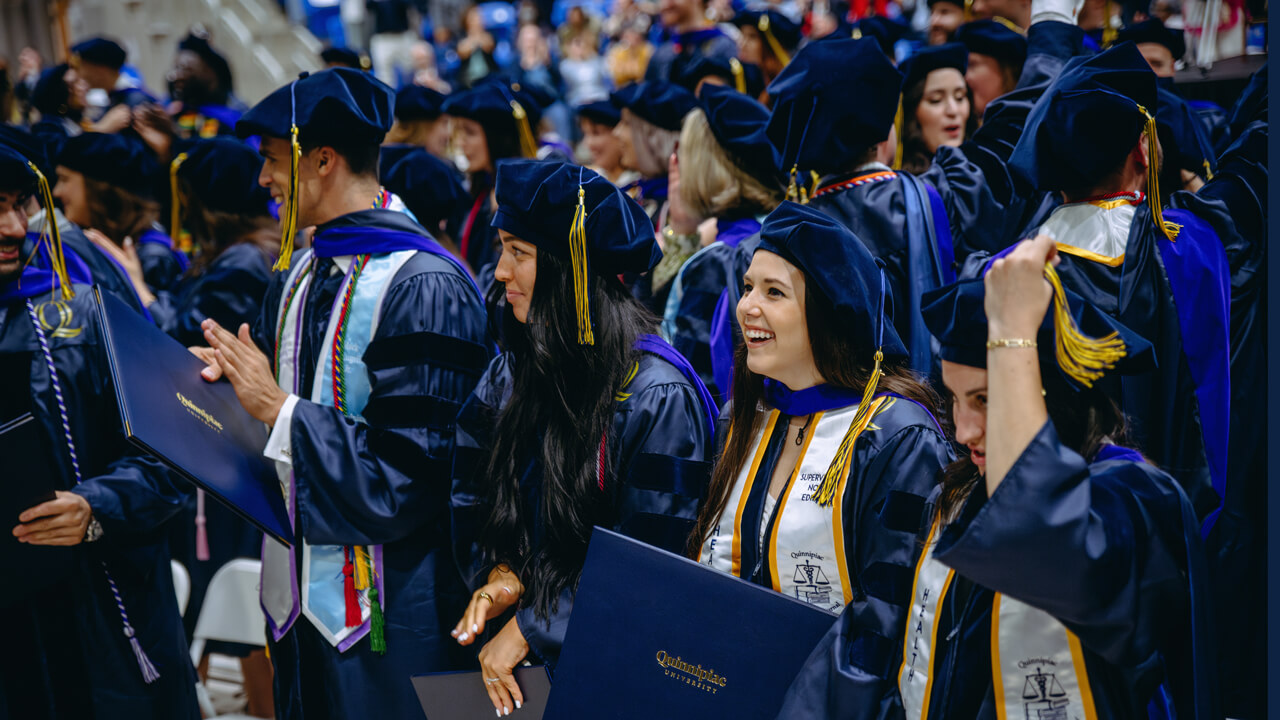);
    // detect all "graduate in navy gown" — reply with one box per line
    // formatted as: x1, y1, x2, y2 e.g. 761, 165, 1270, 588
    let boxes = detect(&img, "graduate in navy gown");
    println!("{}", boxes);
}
644, 0, 740, 82
692, 203, 952, 669
765, 0, 1087, 374
662, 83, 783, 406
450, 160, 717, 715
51, 132, 188, 293
732, 8, 802, 86
1003, 42, 1259, 522
0, 144, 198, 719
193, 68, 491, 720
776, 236, 1217, 720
